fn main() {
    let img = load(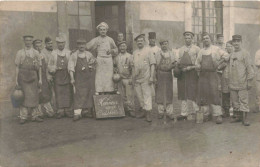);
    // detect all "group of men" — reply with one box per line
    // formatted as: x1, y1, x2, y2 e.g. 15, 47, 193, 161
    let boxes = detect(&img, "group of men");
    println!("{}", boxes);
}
15, 22, 258, 126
